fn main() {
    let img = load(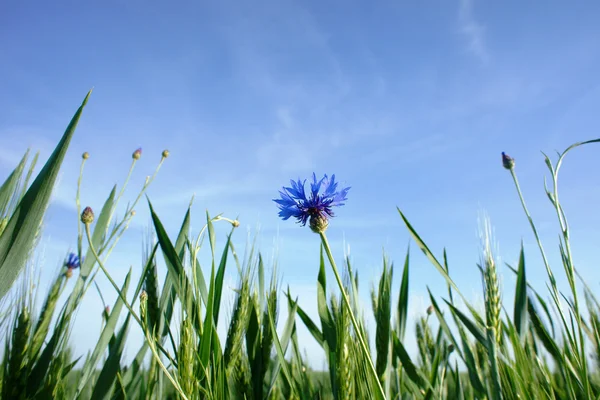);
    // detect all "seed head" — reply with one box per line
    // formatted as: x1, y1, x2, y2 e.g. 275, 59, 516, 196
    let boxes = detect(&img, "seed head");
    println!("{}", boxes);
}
82, 151, 90, 160
132, 148, 142, 160
232, 219, 240, 228
501, 152, 515, 170
130, 210, 136, 217
426, 305, 434, 315
162, 149, 170, 159
81, 206, 94, 224
140, 290, 148, 303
